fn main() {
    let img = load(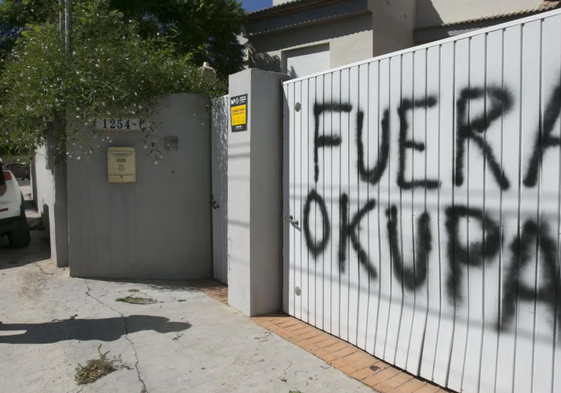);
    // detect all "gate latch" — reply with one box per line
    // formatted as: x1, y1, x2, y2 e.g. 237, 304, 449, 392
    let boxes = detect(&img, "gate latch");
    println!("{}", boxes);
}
211, 198, 219, 209
285, 215, 301, 231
